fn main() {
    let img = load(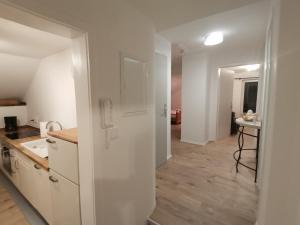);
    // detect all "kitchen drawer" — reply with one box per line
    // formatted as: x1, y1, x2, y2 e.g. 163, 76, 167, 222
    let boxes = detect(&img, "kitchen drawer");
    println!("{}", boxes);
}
47, 137, 79, 184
